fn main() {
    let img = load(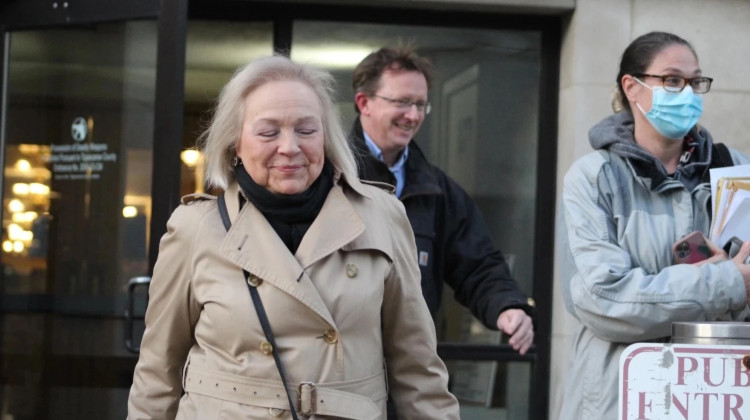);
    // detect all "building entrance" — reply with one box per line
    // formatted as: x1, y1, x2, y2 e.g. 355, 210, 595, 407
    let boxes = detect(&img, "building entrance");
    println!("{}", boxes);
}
0, 1, 558, 418
0, 11, 161, 420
